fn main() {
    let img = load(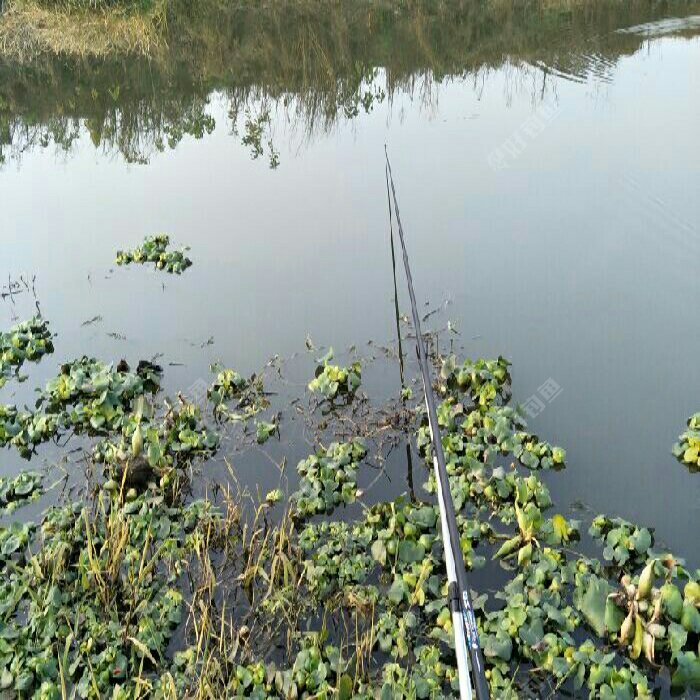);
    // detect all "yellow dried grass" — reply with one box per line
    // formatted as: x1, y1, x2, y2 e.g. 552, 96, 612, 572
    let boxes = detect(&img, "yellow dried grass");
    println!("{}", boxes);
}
0, 0, 166, 61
